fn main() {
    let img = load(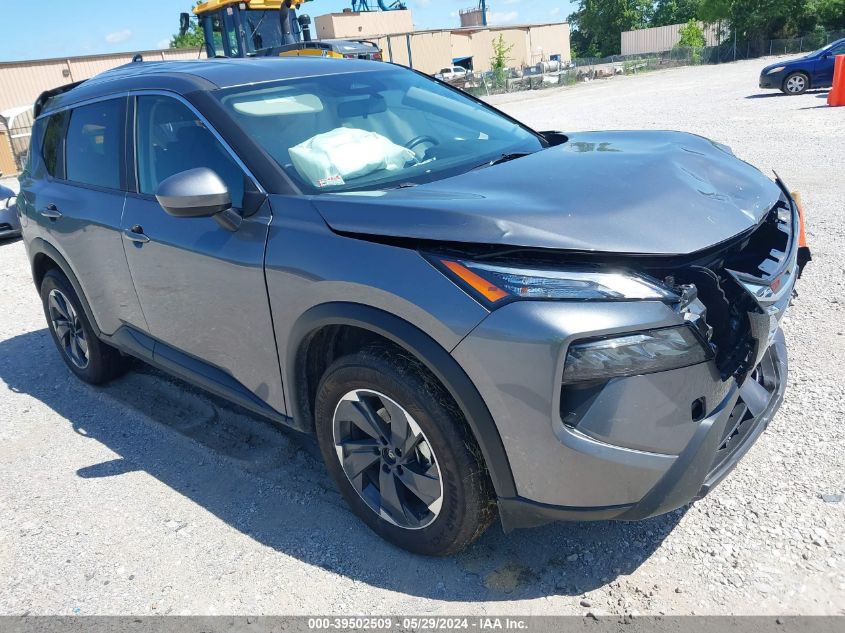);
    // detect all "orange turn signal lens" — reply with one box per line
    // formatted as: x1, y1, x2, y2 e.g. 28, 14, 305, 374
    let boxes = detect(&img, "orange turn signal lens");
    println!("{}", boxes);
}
791, 191, 809, 249
441, 260, 510, 303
